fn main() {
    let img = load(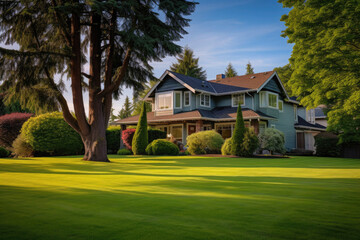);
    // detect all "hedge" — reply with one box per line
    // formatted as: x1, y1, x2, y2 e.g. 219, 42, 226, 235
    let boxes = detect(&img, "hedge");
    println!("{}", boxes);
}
21, 112, 83, 155
145, 139, 179, 156
0, 112, 33, 149
0, 146, 9, 158
106, 126, 121, 153
315, 132, 341, 157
